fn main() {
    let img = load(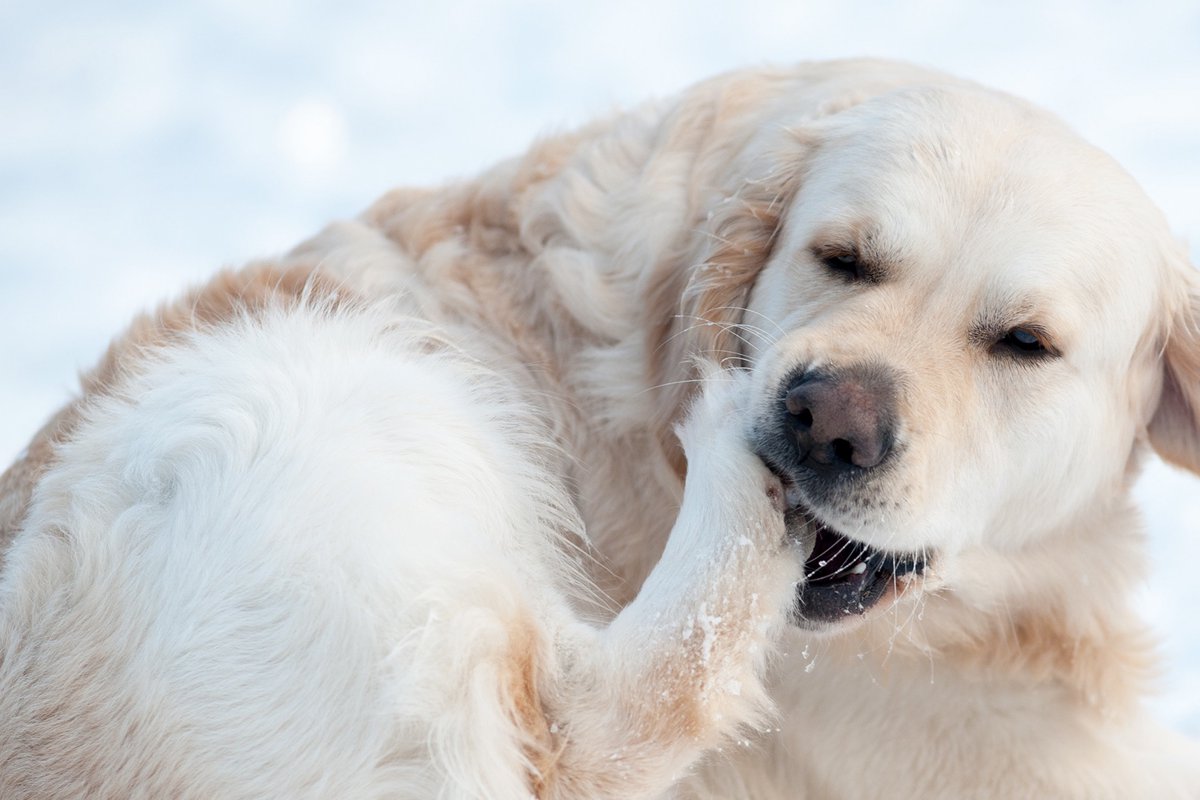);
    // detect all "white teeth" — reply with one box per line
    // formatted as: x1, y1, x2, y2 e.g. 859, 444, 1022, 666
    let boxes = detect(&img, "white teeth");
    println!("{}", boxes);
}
851, 562, 867, 575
